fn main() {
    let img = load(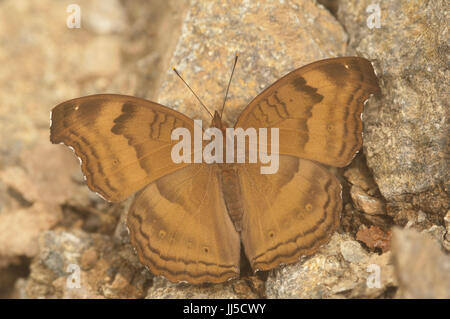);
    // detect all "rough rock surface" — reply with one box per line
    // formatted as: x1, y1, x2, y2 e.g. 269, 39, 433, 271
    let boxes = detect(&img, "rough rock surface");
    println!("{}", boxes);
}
350, 185, 385, 216
146, 276, 259, 299
23, 230, 152, 298
391, 228, 450, 298
338, 0, 449, 219
266, 233, 396, 298
158, 0, 347, 125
